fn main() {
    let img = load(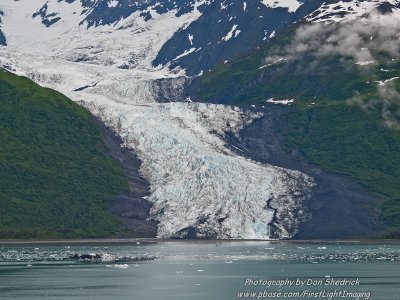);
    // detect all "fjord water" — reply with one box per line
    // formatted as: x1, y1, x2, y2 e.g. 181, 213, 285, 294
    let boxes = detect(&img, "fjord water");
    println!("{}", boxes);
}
0, 241, 399, 300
